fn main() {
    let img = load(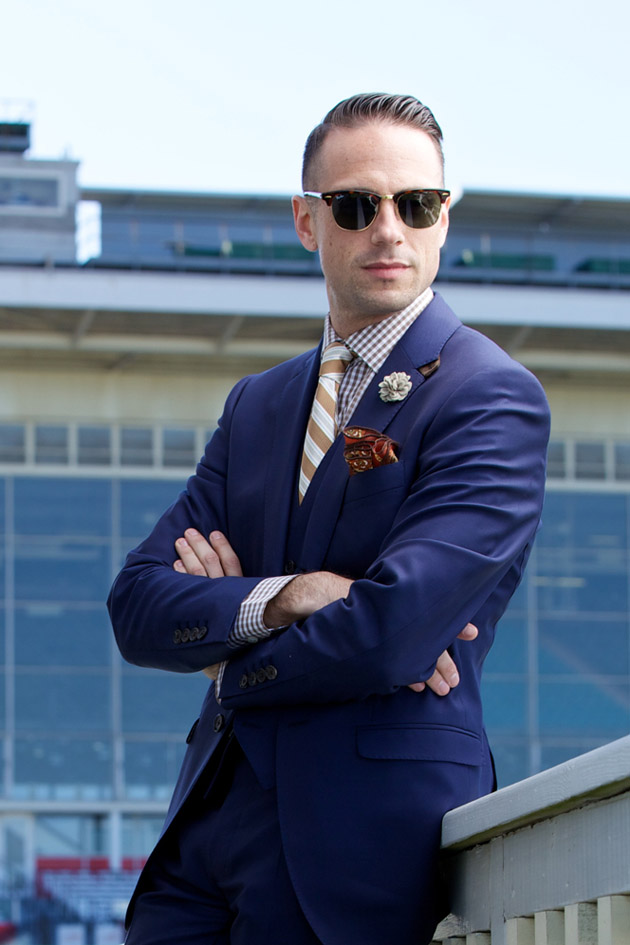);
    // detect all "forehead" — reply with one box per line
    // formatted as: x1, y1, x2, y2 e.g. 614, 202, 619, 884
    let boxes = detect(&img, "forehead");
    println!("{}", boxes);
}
314, 120, 444, 190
